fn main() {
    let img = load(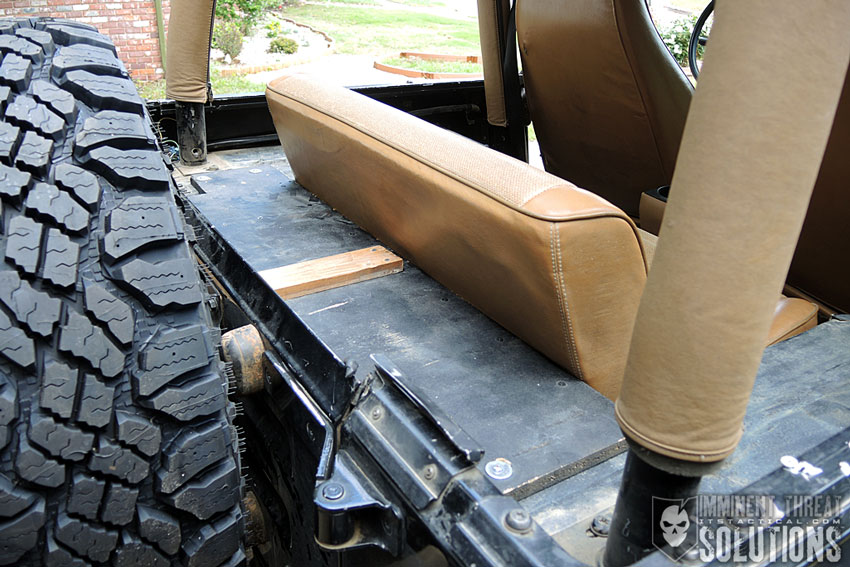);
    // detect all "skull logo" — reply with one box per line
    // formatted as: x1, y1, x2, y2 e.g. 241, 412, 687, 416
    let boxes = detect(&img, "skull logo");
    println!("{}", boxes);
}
659, 505, 689, 547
